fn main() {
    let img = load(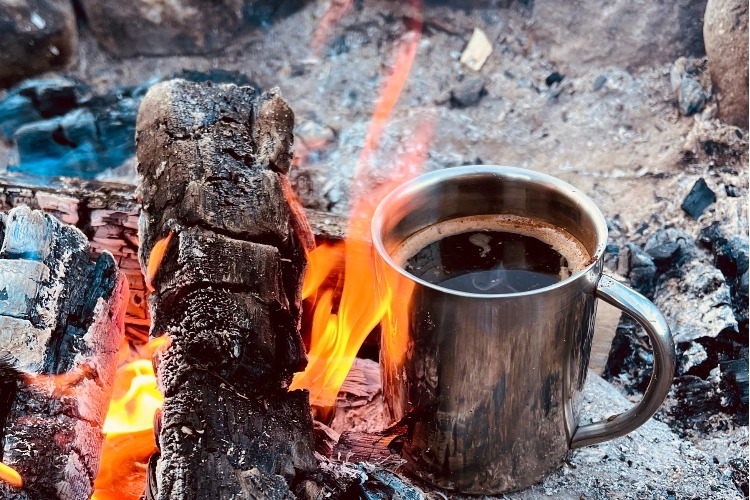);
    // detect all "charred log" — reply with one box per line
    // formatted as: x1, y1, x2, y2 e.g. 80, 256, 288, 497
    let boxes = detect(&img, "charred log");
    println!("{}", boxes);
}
136, 80, 317, 498
0, 173, 346, 349
0, 206, 127, 499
